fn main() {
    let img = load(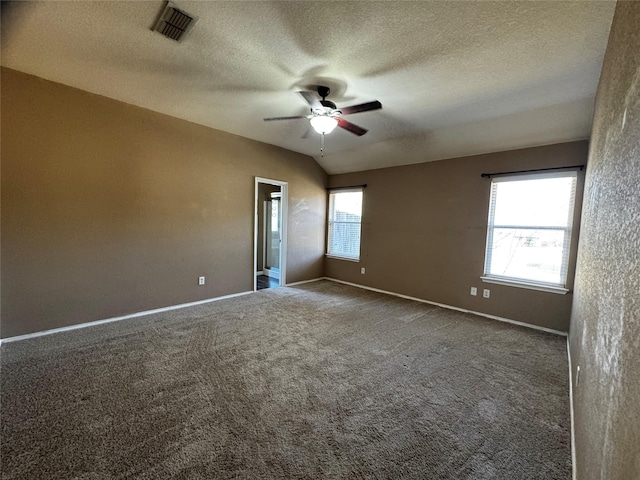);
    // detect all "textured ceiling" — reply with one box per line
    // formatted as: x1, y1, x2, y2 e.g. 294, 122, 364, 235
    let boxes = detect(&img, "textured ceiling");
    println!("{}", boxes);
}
1, 1, 615, 174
